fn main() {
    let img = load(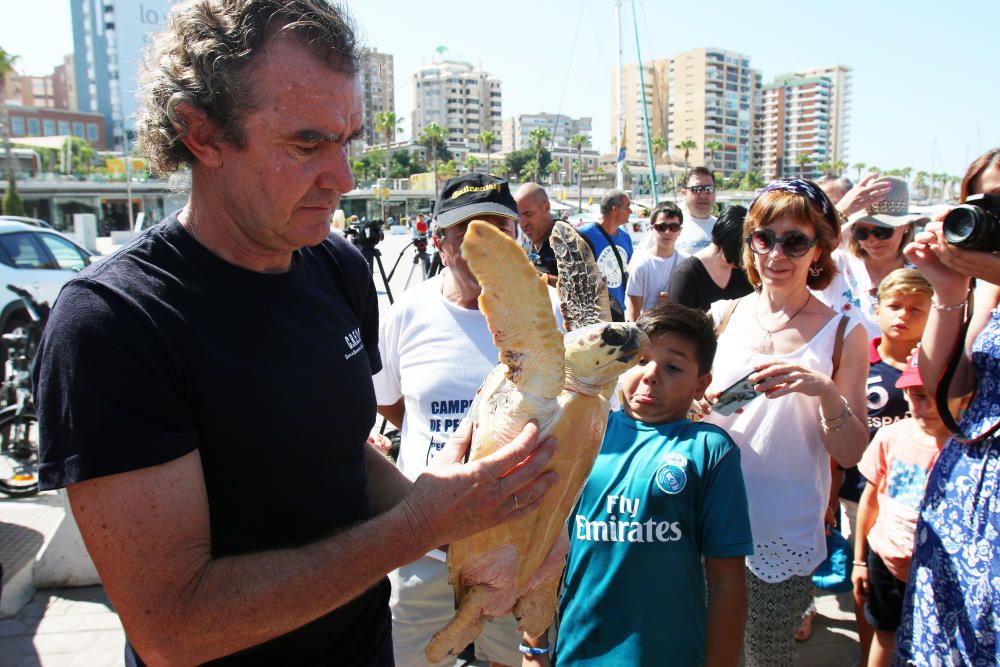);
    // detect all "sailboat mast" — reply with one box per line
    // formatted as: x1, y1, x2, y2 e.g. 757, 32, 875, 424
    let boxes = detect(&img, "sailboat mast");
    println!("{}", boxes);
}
615, 0, 624, 191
